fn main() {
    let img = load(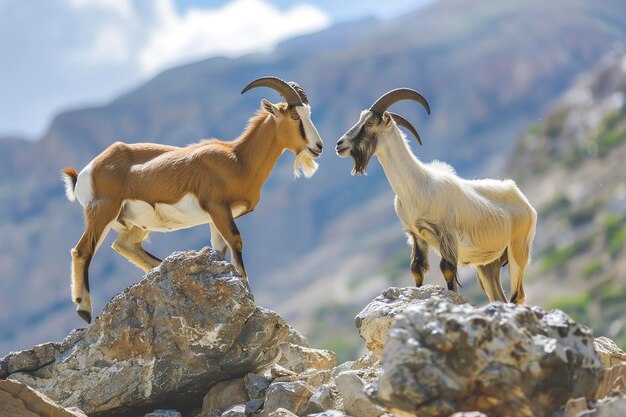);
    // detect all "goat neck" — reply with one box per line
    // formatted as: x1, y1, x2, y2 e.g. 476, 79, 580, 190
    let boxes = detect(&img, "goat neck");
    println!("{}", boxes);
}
375, 127, 429, 199
232, 111, 284, 192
